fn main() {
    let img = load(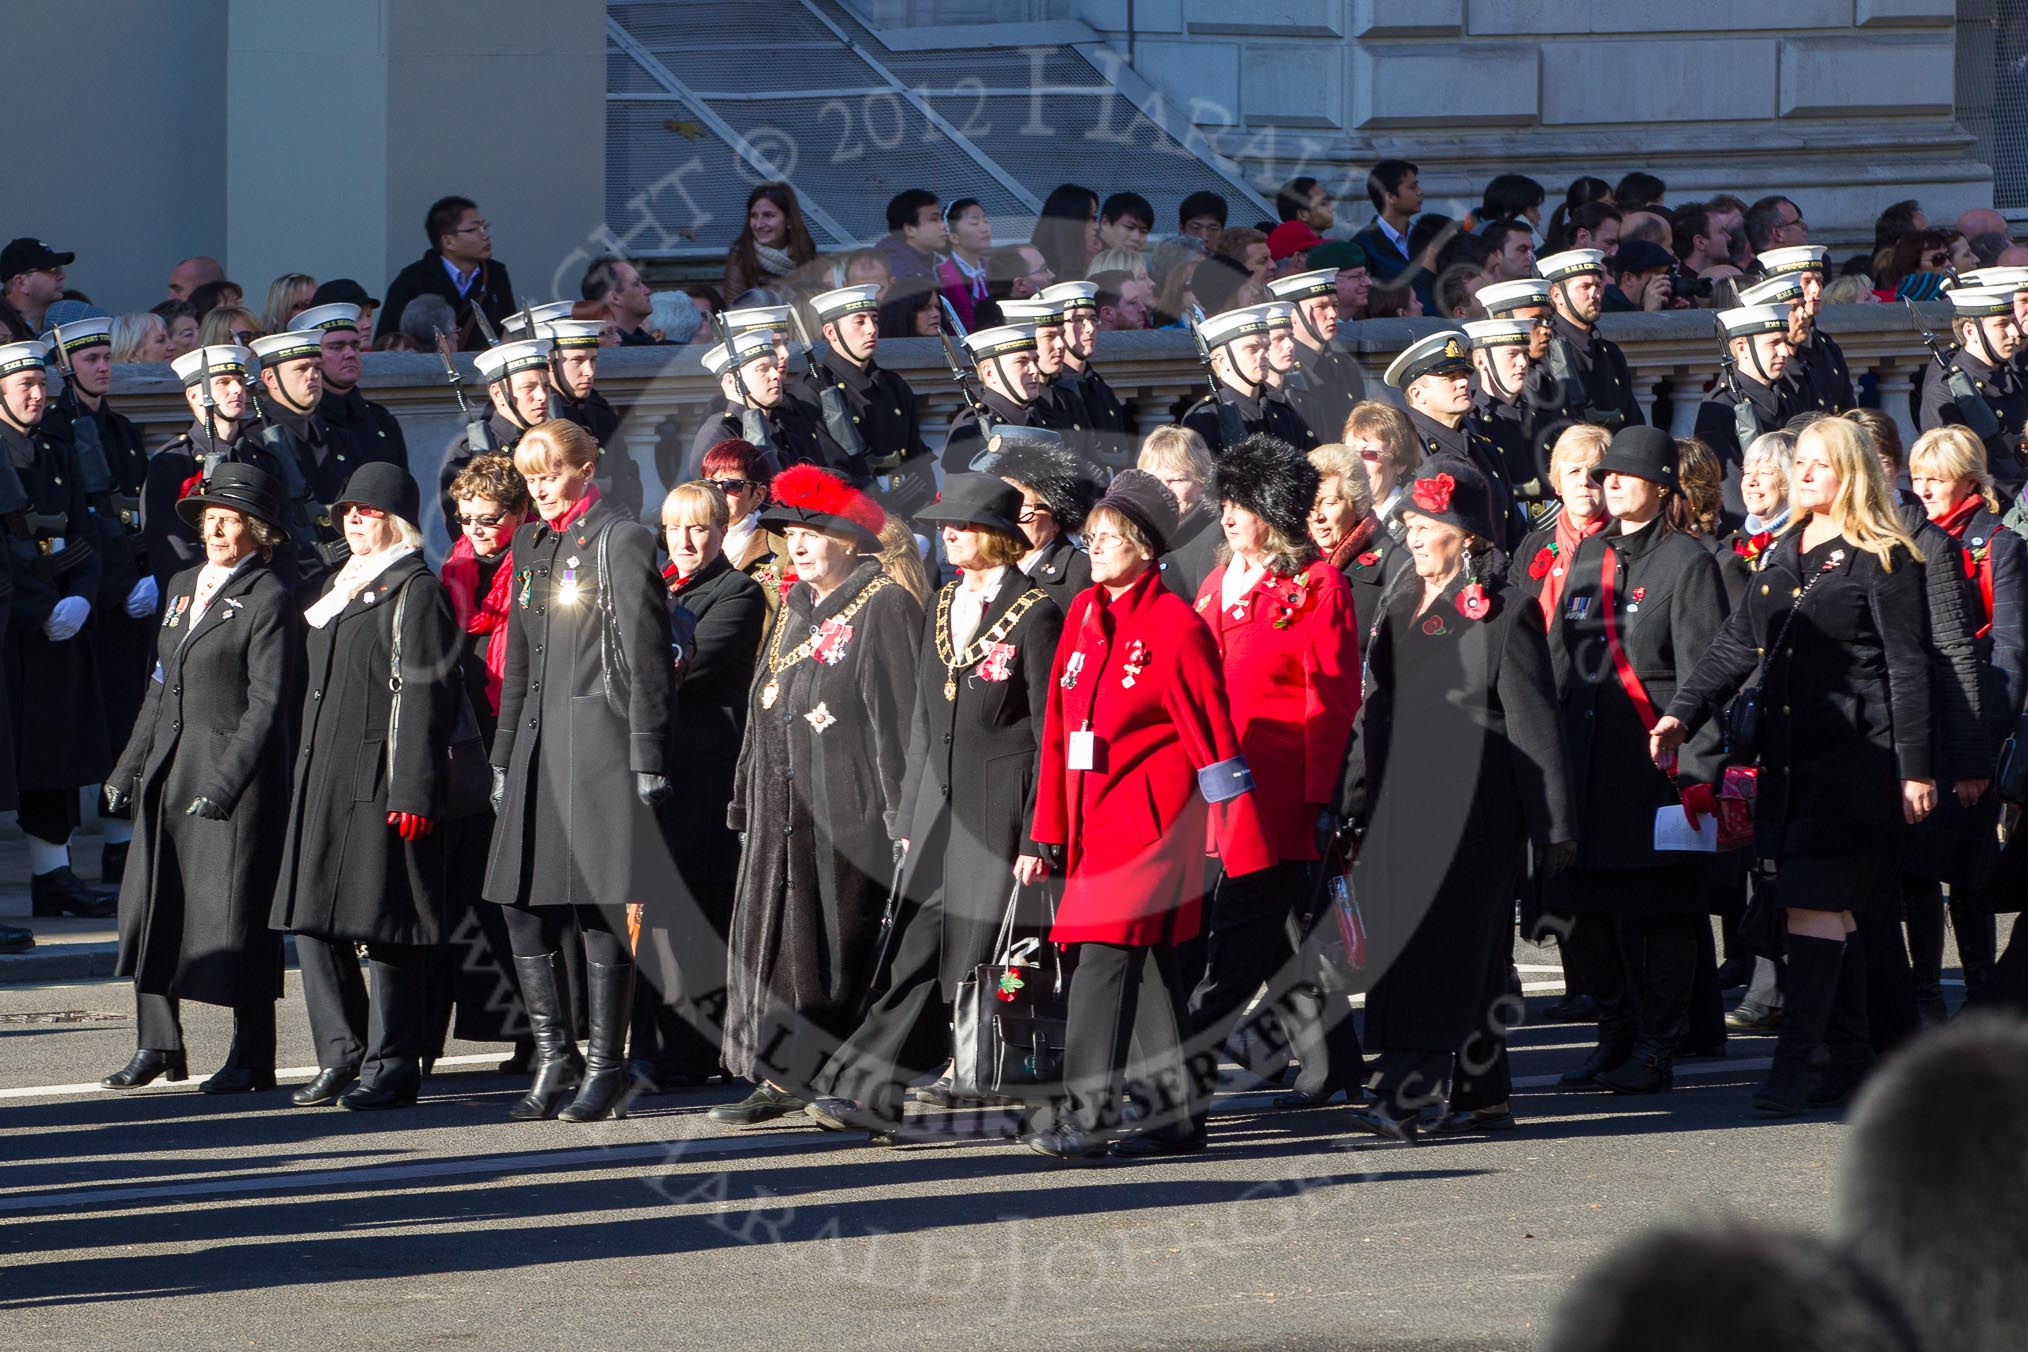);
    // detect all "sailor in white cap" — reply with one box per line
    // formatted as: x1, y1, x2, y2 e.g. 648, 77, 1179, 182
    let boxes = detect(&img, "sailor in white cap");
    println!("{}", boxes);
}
941, 323, 1055, 473
499, 301, 575, 339
998, 296, 1088, 437
1464, 317, 1554, 537
696, 328, 844, 479
1181, 307, 1314, 454
801, 284, 934, 516
1535, 248, 1643, 431
1752, 246, 1854, 411
293, 302, 409, 475
1695, 303, 1797, 515
474, 337, 556, 452
1266, 266, 1368, 444
1039, 281, 1128, 453
1384, 330, 1517, 547
1261, 302, 1298, 389
0, 337, 119, 922
721, 303, 794, 369
531, 317, 642, 519
1917, 284, 2028, 495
